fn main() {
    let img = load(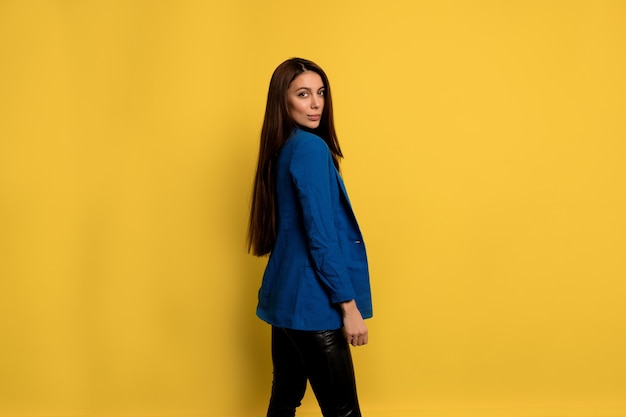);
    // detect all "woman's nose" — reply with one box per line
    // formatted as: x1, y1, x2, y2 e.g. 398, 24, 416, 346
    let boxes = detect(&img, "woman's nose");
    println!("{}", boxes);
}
311, 96, 320, 109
